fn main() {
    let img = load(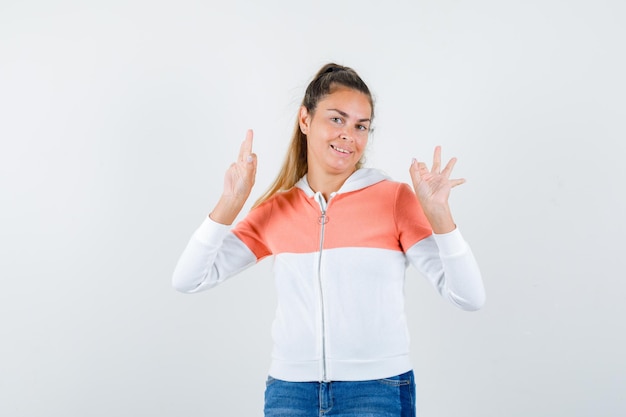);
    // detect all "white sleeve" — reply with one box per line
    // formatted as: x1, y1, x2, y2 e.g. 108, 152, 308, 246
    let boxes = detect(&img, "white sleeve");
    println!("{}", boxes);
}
171, 216, 257, 293
406, 228, 485, 311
